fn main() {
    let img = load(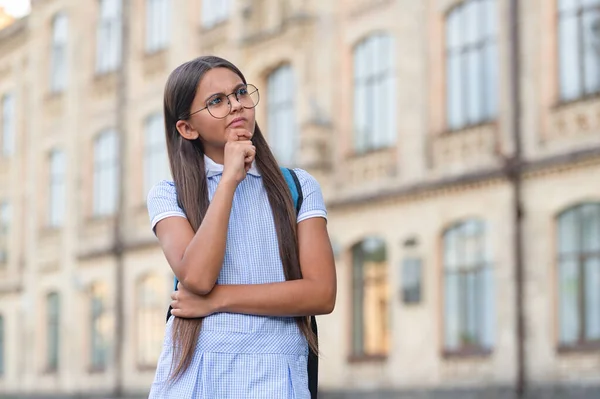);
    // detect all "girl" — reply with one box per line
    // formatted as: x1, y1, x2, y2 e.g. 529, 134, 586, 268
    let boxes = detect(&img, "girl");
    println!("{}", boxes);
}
146, 55, 336, 398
